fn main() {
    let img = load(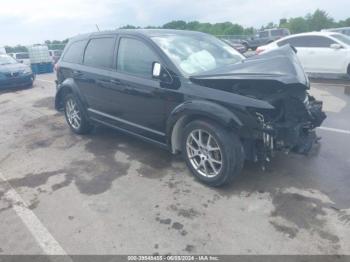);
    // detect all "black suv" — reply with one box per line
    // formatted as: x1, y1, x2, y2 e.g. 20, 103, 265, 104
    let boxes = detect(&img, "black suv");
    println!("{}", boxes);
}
55, 29, 326, 186
242, 28, 290, 50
